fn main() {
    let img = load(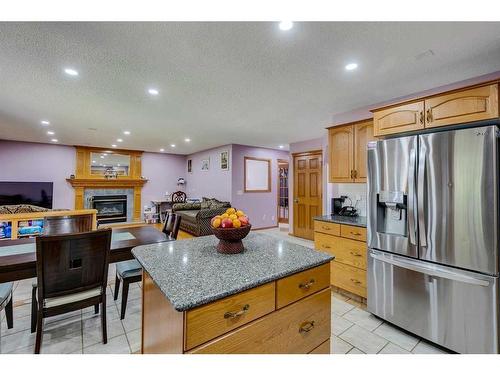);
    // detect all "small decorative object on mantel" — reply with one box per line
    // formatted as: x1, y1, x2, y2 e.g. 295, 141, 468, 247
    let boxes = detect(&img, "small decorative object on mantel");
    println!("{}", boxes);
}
104, 168, 118, 179
177, 177, 185, 186
70, 174, 75, 179
211, 207, 251, 254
